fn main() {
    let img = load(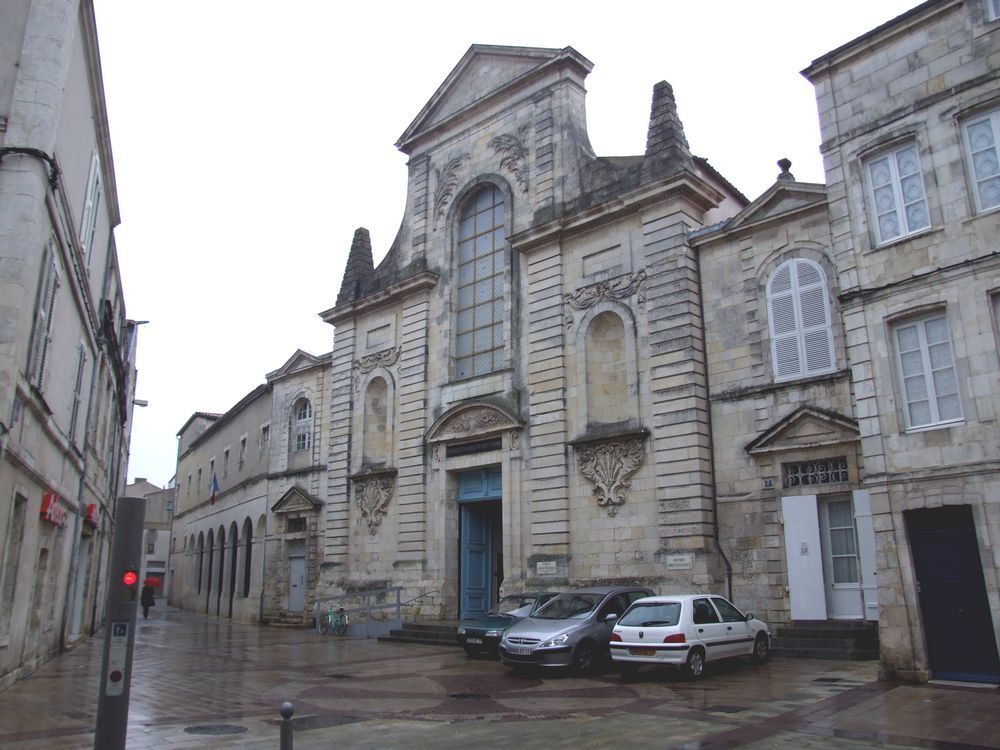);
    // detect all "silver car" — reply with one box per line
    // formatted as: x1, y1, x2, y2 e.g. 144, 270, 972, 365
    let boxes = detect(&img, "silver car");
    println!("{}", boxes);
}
499, 586, 652, 673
